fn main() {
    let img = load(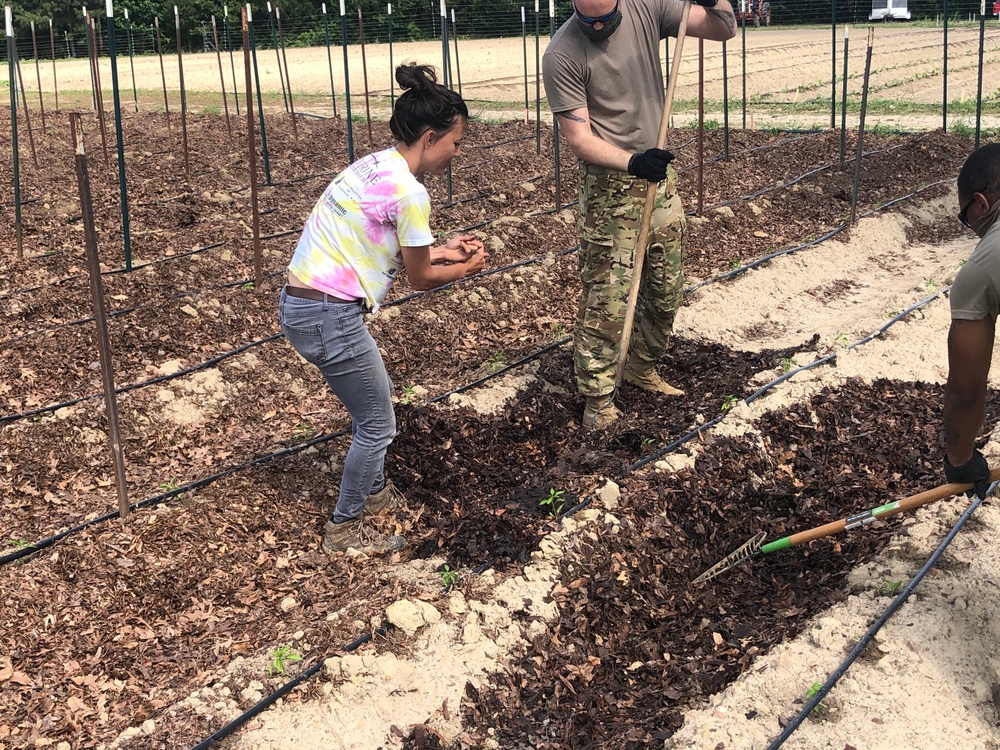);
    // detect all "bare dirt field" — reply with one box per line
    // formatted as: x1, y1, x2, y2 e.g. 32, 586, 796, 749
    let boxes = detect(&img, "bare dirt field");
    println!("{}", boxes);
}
35, 25, 1000, 128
